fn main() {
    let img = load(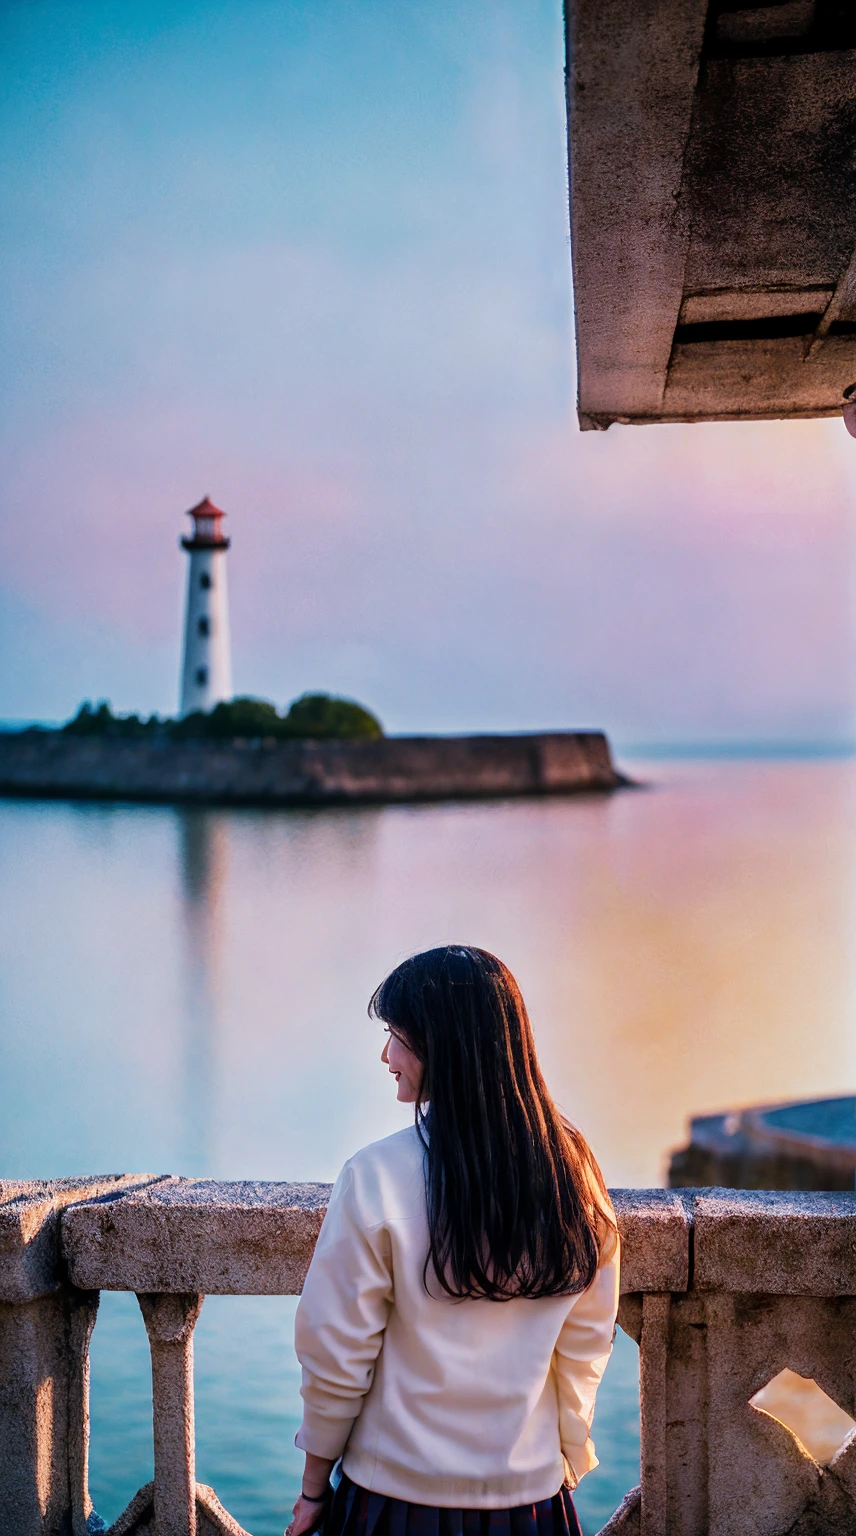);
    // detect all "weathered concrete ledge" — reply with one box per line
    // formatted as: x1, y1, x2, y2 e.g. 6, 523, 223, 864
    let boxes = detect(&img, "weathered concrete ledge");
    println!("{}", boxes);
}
0, 1175, 159, 1303
59, 1183, 685, 1297
54, 1182, 856, 1300
0, 730, 624, 807
63, 1178, 332, 1295
693, 1189, 856, 1295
